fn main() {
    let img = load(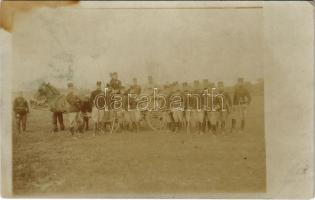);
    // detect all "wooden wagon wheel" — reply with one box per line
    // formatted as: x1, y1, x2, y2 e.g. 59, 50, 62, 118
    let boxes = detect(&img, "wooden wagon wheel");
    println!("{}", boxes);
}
146, 110, 167, 132
108, 110, 123, 134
